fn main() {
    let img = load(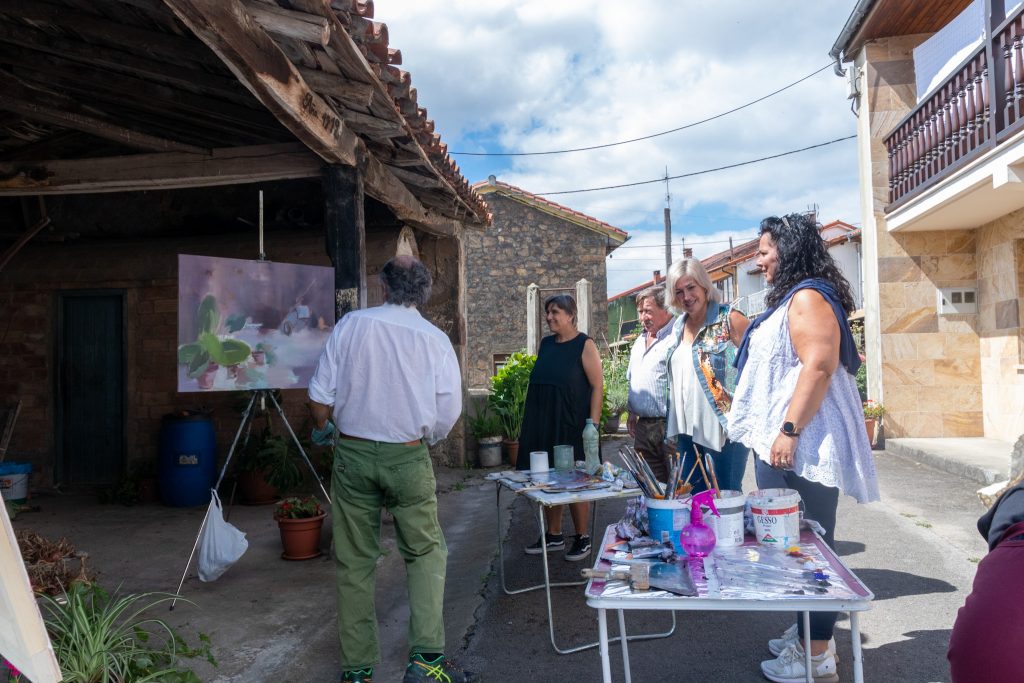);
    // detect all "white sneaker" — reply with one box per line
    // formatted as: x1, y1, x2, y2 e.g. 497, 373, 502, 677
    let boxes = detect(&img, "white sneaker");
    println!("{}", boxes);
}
768, 623, 838, 659
761, 643, 838, 683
